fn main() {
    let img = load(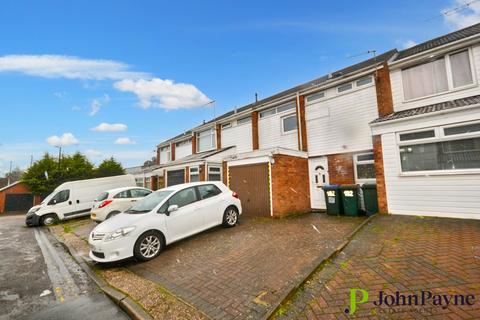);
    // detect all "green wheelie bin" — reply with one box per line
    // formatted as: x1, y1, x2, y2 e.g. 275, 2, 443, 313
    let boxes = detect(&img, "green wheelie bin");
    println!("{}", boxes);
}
361, 182, 379, 216
323, 184, 342, 215
340, 184, 360, 217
